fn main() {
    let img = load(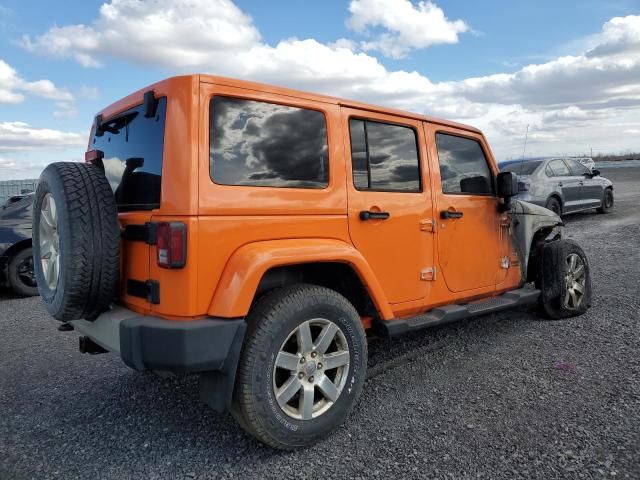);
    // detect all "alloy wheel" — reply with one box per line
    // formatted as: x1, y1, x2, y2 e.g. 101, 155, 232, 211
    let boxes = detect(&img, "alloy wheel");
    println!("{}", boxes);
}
563, 253, 586, 309
39, 193, 60, 290
17, 255, 37, 288
272, 319, 350, 420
